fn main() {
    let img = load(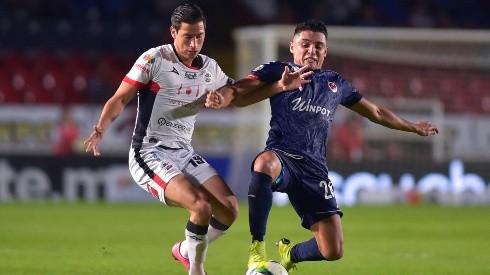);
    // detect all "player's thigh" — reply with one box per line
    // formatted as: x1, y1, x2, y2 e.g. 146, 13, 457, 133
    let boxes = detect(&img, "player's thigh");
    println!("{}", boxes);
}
184, 153, 239, 221
310, 214, 344, 259
164, 174, 208, 209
